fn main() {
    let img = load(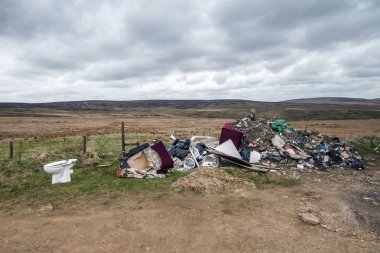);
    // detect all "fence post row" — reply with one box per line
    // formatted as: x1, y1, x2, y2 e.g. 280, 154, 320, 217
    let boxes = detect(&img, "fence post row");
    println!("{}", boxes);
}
121, 121, 140, 157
